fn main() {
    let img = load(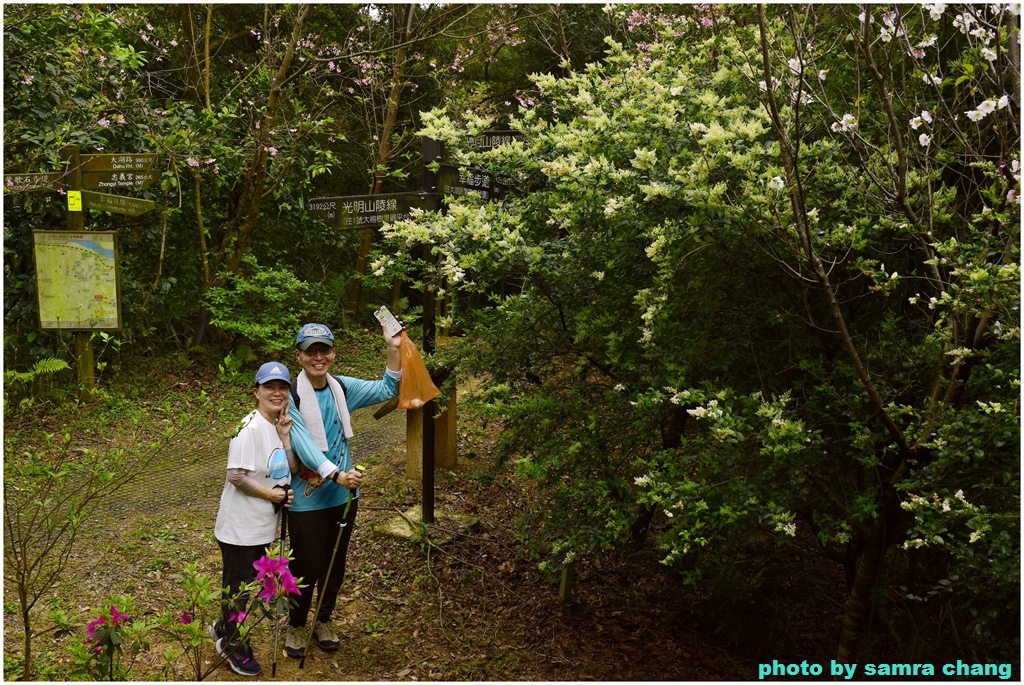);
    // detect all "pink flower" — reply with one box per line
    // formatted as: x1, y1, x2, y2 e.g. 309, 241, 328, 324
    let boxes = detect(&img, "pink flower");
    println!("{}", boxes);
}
254, 554, 301, 602
180, 610, 193, 625
228, 609, 247, 624
109, 606, 131, 626
86, 616, 105, 638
